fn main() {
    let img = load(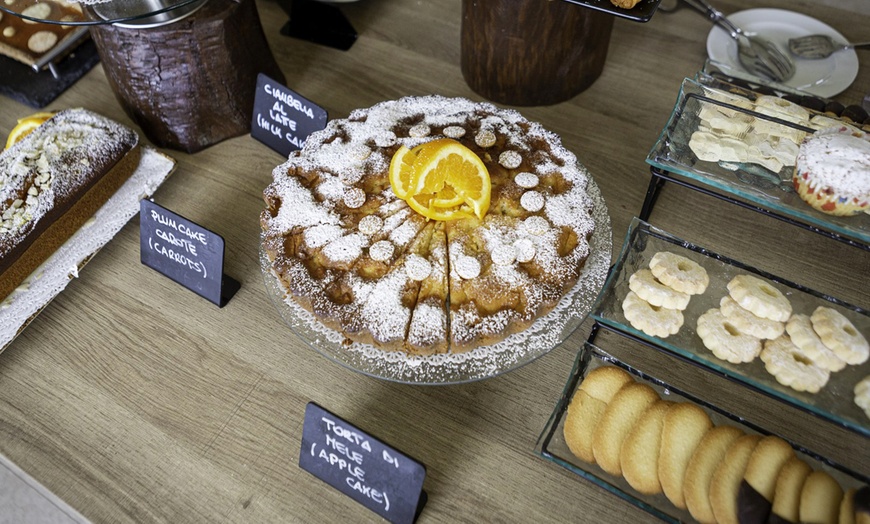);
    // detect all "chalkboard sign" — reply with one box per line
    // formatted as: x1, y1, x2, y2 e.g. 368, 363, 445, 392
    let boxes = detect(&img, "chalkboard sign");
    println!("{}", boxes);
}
139, 200, 239, 307
299, 403, 427, 524
251, 74, 328, 158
